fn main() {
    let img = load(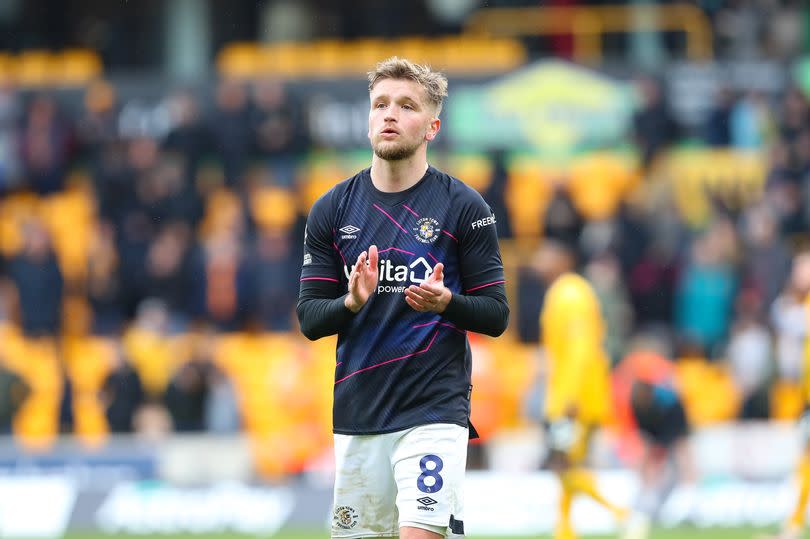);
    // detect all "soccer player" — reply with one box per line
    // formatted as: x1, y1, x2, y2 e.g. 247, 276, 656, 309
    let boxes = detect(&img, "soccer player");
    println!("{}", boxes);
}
297, 57, 509, 539
622, 375, 694, 539
541, 273, 627, 539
